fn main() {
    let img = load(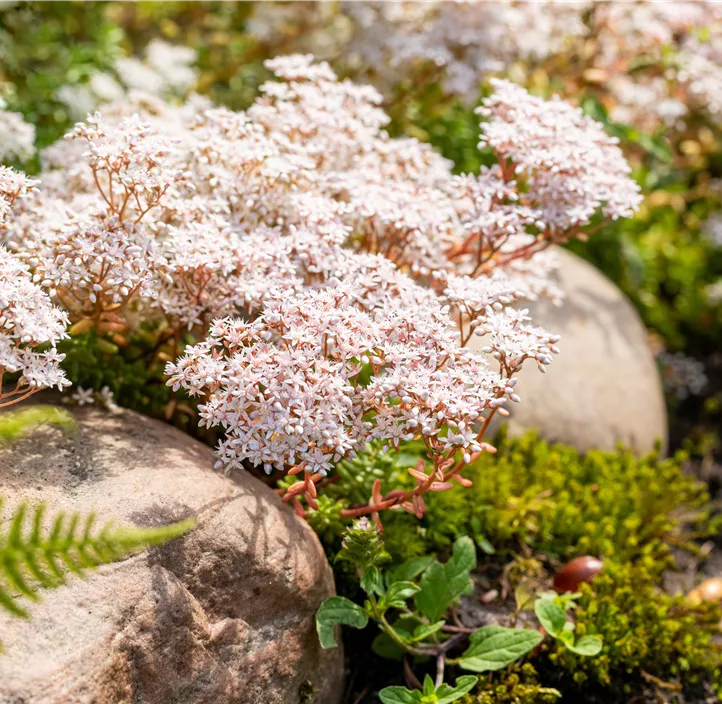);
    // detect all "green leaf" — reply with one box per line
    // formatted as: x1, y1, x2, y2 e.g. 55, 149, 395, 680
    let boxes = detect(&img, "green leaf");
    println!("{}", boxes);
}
565, 634, 603, 656
378, 686, 421, 704
514, 583, 535, 612
410, 620, 445, 643
435, 676, 479, 704
446, 536, 476, 584
457, 625, 543, 672
315, 596, 368, 649
416, 536, 476, 622
422, 674, 435, 696
475, 535, 496, 555
0, 499, 194, 620
415, 561, 446, 622
372, 630, 405, 661
360, 566, 383, 595
534, 597, 567, 638
388, 555, 434, 583
385, 580, 421, 607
